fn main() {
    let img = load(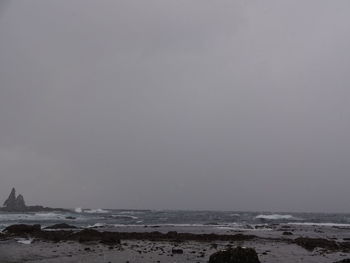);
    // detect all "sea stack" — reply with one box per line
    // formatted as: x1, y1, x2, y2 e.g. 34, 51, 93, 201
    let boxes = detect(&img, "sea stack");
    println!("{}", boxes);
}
3, 188, 27, 212
1, 187, 68, 212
